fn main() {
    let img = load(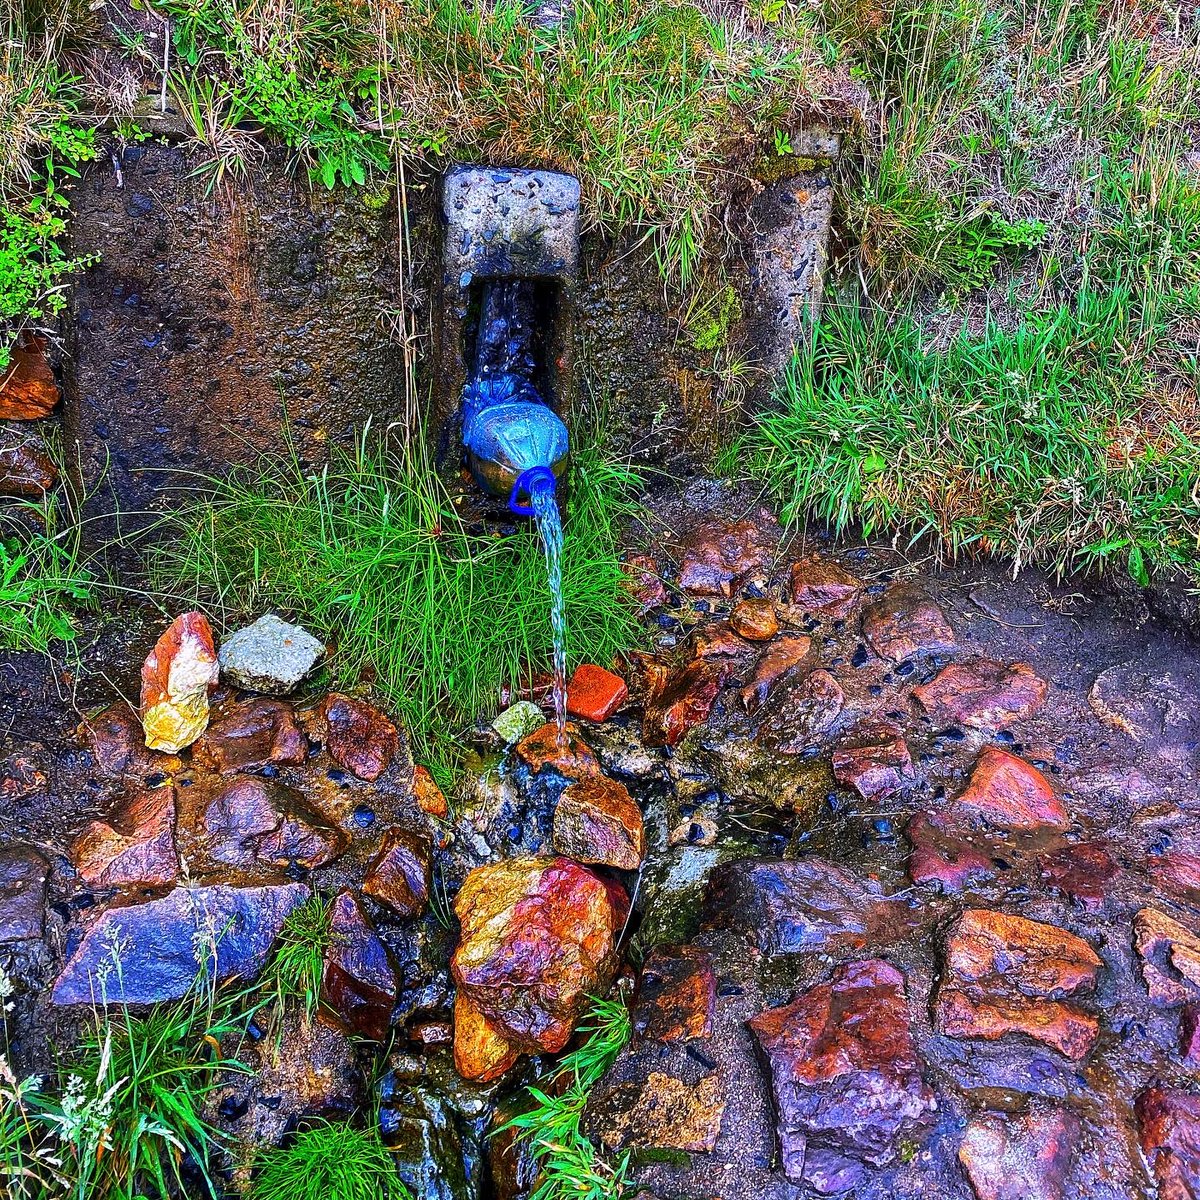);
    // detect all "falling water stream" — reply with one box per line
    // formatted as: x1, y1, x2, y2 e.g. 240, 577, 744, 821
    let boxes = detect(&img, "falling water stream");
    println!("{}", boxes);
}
528, 470, 568, 740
